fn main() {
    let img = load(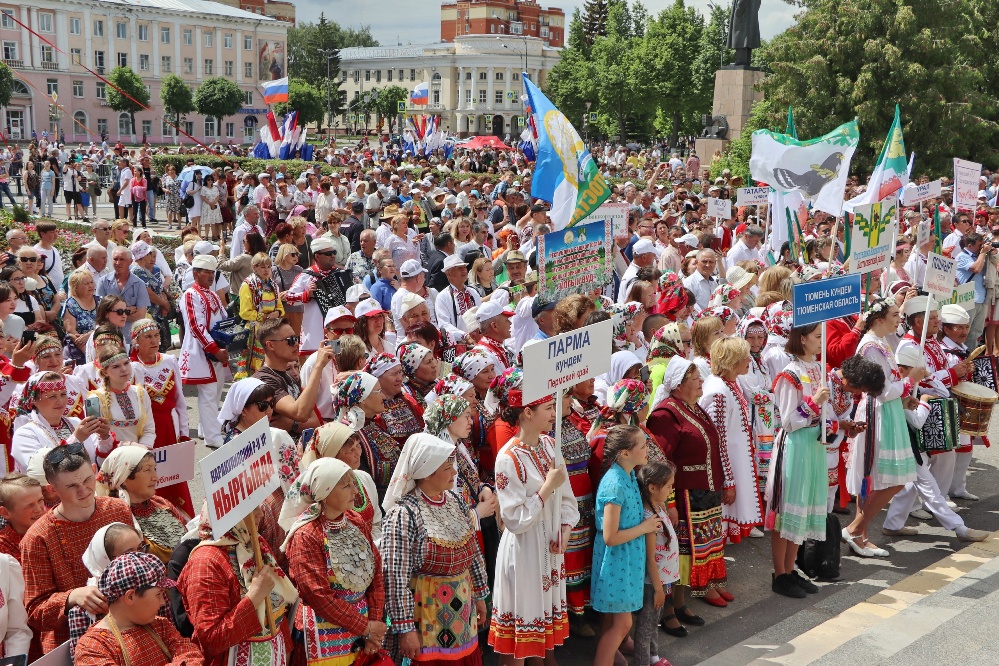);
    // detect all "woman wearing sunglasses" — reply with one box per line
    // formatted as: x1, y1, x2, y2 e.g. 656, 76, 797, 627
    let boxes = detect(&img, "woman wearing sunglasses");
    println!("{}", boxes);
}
273, 243, 304, 336
0, 265, 43, 327
81, 295, 131, 364
16, 246, 64, 330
